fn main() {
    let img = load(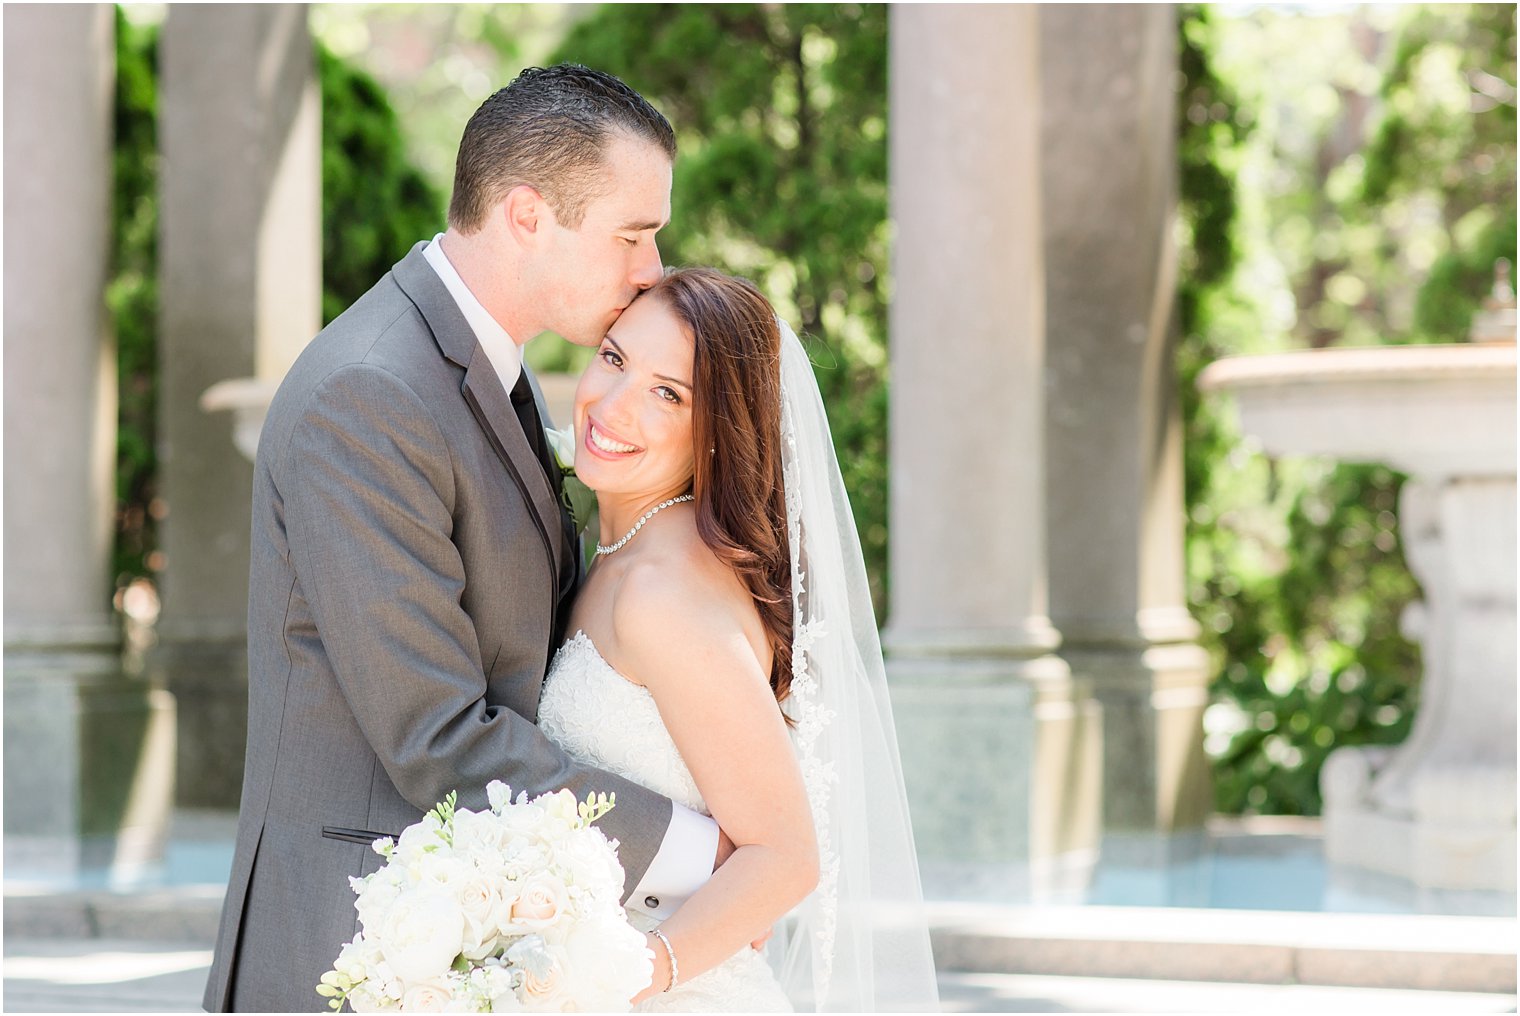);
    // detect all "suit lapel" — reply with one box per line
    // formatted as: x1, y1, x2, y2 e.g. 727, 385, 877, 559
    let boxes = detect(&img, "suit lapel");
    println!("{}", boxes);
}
391, 243, 565, 594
